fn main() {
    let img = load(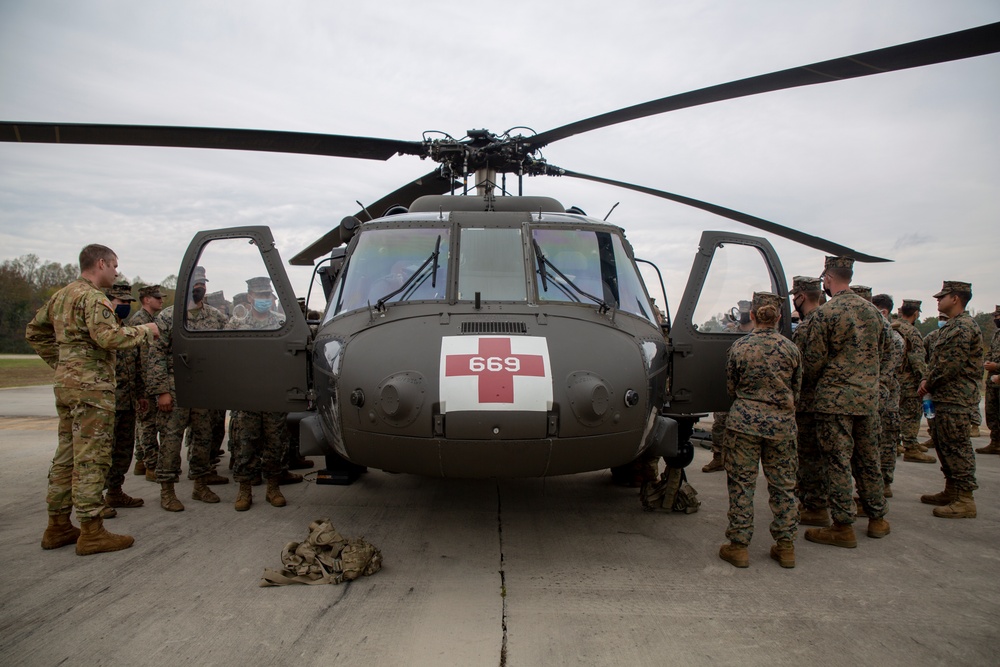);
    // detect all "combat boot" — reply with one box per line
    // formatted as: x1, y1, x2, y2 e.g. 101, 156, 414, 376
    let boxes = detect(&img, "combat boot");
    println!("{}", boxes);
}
903, 448, 936, 464
718, 542, 749, 568
917, 443, 929, 452
883, 483, 893, 498
145, 467, 158, 483
974, 443, 1000, 455
969, 425, 981, 438
701, 453, 724, 473
99, 505, 118, 519
920, 480, 957, 506
769, 540, 795, 568
265, 478, 286, 507
804, 522, 857, 548
933, 490, 977, 519
76, 517, 134, 556
192, 477, 220, 503
799, 506, 831, 527
921, 437, 935, 449
275, 470, 303, 485
867, 517, 891, 538
203, 471, 230, 485
160, 482, 185, 512
854, 498, 867, 518
235, 482, 253, 512
106, 486, 144, 508
133, 460, 146, 475
41, 513, 80, 550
